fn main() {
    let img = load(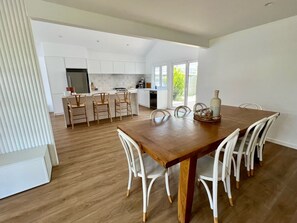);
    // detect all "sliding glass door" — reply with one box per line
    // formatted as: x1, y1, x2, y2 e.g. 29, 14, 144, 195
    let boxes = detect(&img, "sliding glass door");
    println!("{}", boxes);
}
172, 61, 198, 108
